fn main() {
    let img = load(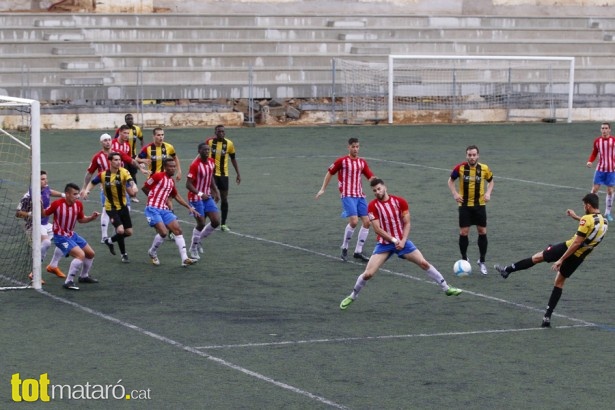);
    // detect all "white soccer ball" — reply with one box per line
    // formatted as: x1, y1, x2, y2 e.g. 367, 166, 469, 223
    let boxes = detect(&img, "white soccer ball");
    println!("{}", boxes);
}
453, 259, 472, 277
